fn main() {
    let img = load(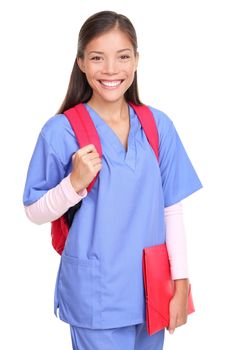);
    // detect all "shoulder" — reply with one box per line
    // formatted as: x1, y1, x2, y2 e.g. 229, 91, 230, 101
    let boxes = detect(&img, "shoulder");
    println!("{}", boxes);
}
38, 113, 78, 166
40, 113, 74, 142
146, 104, 173, 131
146, 104, 175, 141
